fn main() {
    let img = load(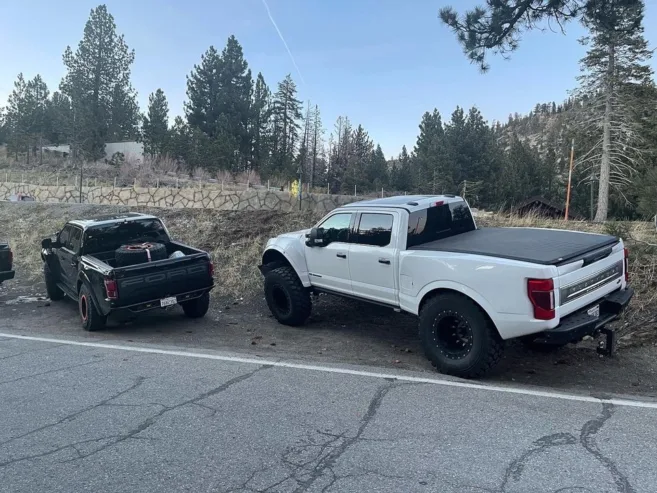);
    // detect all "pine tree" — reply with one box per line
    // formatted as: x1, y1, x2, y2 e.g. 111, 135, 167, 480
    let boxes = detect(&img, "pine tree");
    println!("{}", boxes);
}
413, 109, 447, 193
271, 74, 302, 176
327, 116, 352, 192
390, 145, 413, 192
217, 35, 252, 171
309, 104, 324, 188
367, 144, 389, 191
143, 89, 169, 158
439, 0, 617, 71
576, 0, 653, 221
24, 75, 50, 164
61, 4, 137, 161
342, 124, 373, 193
185, 46, 222, 137
47, 92, 73, 145
250, 73, 272, 174
4, 74, 28, 158
185, 36, 253, 172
